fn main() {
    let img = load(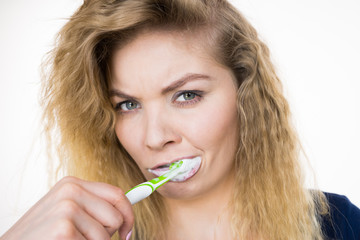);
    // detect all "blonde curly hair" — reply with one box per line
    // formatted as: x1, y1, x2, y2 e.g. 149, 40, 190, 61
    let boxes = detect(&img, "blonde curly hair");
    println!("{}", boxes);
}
42, 0, 328, 239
